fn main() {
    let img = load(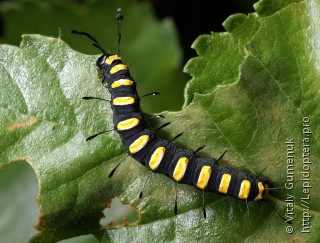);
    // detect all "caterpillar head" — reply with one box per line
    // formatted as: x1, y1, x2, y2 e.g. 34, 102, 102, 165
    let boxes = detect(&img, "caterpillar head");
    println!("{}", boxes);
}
95, 54, 127, 87
96, 54, 108, 69
96, 54, 122, 69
